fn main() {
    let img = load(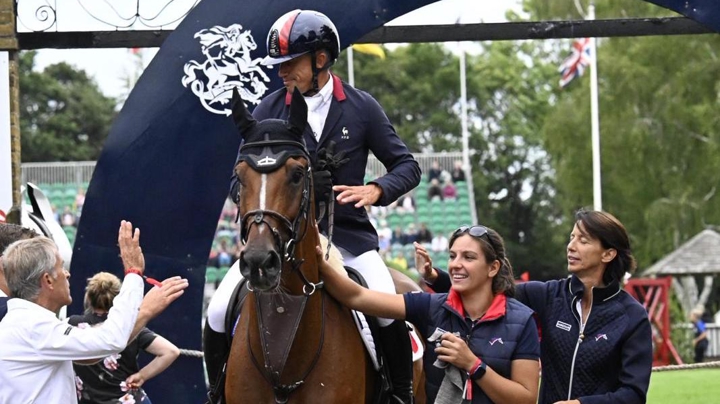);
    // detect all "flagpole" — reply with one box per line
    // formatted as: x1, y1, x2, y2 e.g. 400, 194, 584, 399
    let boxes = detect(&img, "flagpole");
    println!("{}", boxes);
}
588, 3, 602, 211
347, 46, 355, 87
